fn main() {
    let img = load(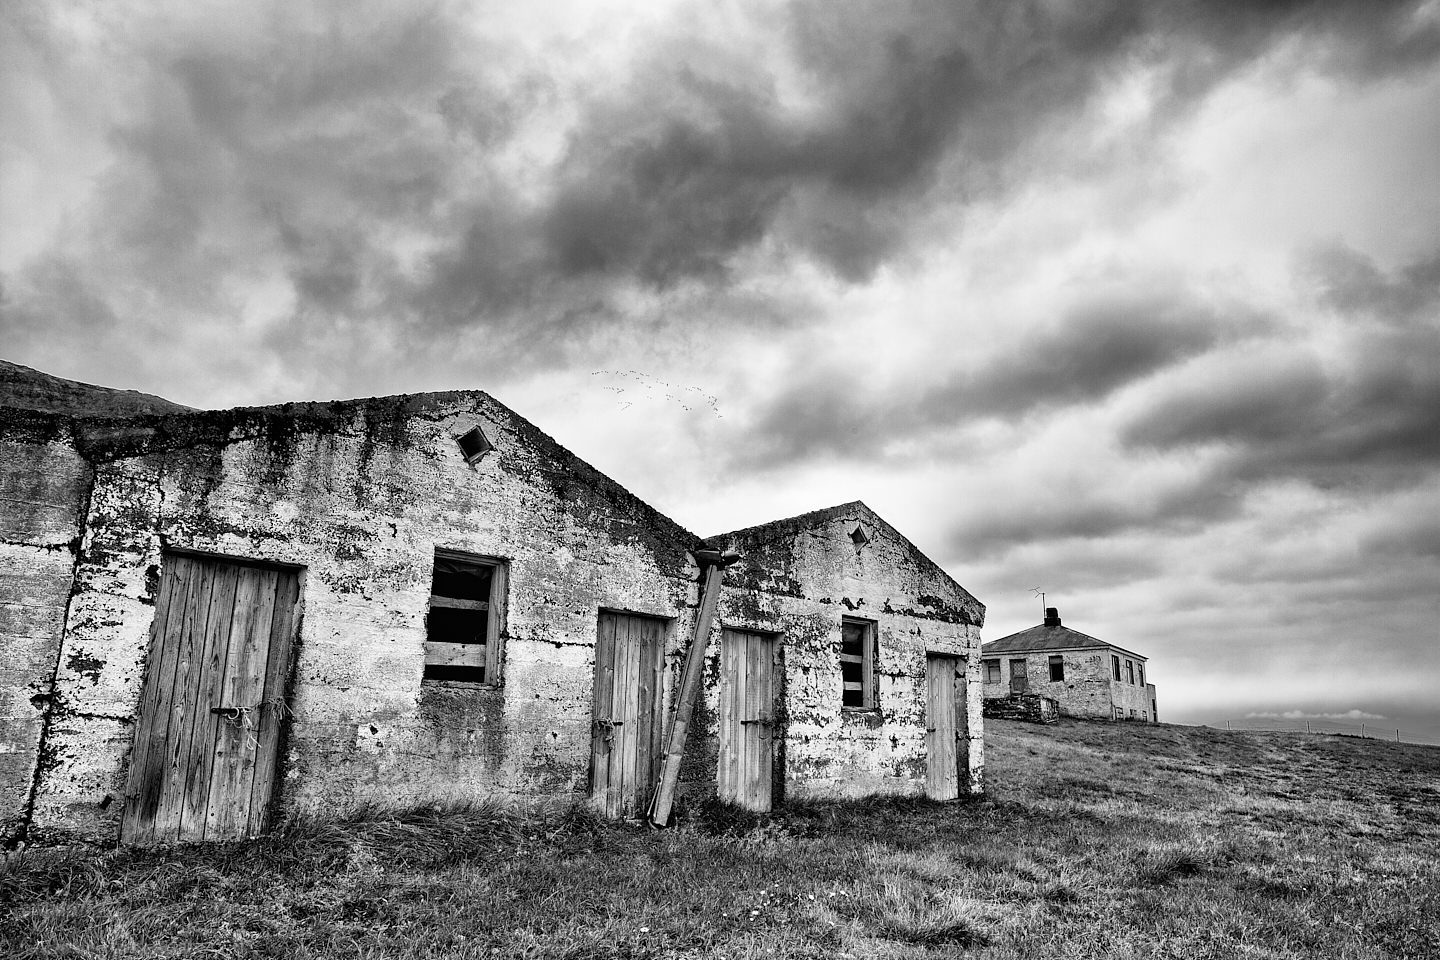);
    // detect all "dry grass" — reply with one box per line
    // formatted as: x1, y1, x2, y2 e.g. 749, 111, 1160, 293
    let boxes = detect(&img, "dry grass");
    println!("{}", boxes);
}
4, 720, 1438, 959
